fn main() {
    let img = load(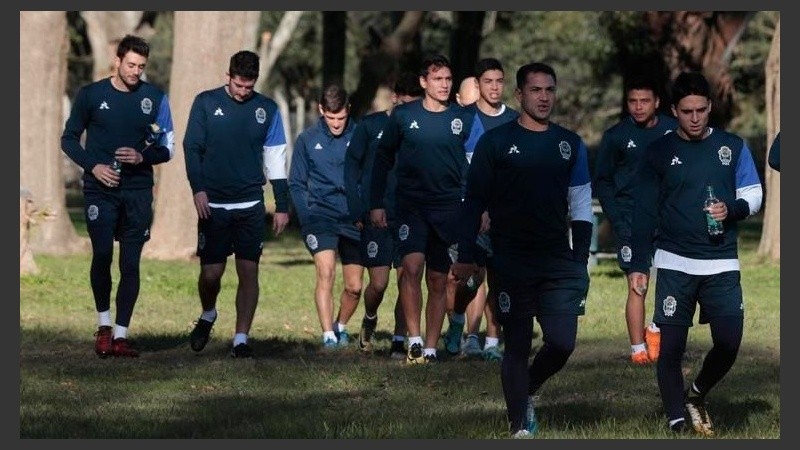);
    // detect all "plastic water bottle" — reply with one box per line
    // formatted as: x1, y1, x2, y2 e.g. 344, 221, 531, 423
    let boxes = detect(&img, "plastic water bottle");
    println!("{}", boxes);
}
704, 185, 724, 236
111, 159, 122, 175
